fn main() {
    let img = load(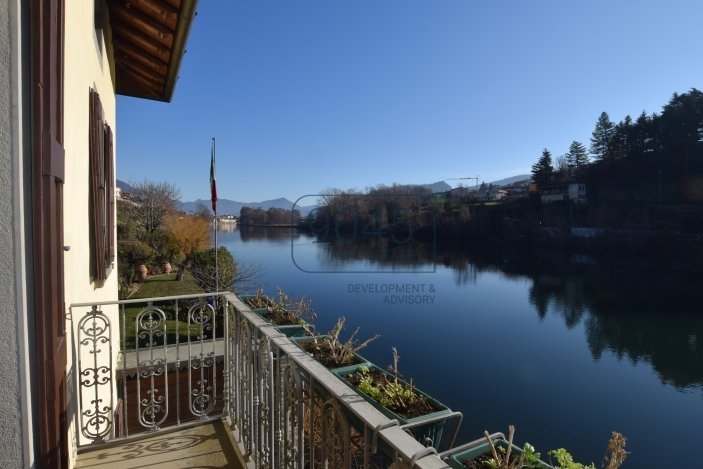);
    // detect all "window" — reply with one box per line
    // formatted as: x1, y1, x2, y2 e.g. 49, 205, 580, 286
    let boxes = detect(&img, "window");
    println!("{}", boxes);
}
89, 88, 115, 282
